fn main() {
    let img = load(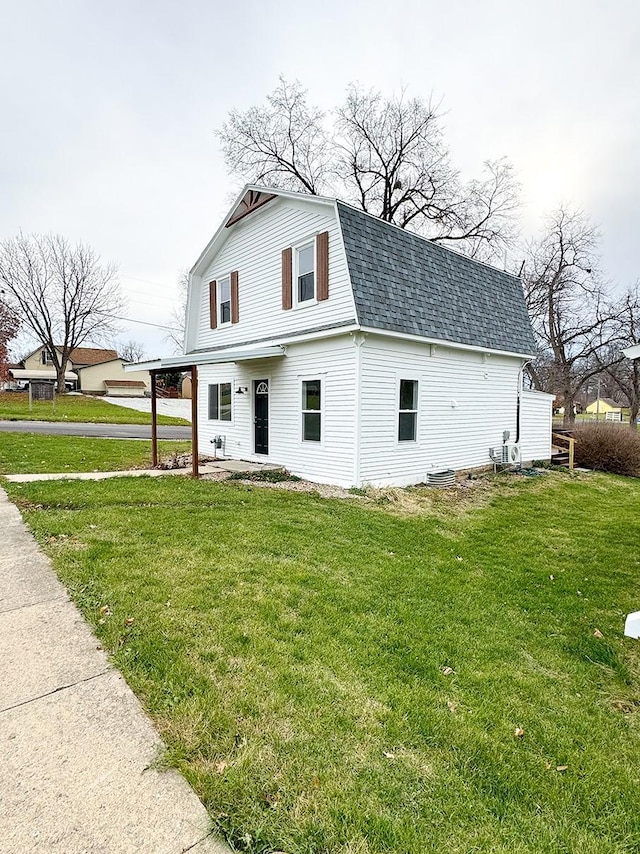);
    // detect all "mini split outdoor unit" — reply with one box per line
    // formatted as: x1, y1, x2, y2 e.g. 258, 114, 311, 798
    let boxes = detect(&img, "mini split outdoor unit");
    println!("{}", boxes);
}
501, 442, 521, 465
